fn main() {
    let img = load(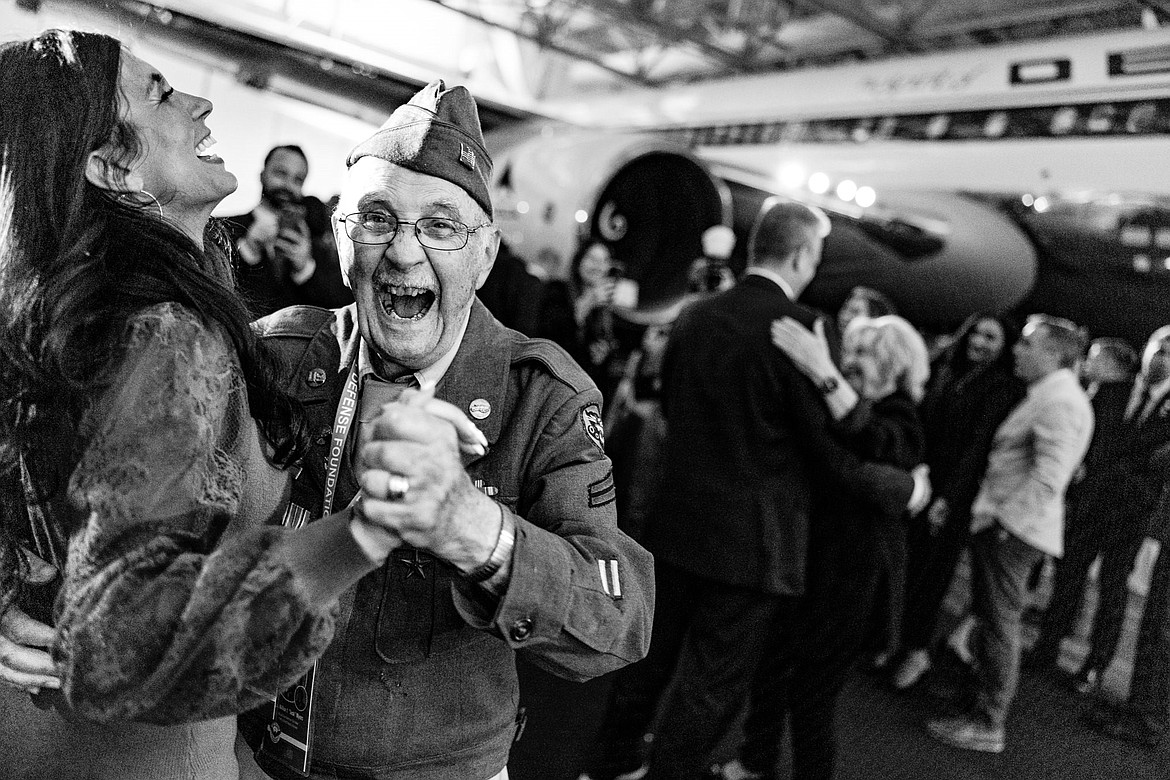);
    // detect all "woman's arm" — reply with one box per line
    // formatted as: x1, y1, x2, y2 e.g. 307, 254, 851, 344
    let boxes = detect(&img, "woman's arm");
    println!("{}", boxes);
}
53, 305, 376, 725
771, 316, 859, 419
